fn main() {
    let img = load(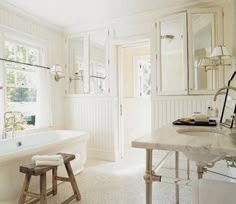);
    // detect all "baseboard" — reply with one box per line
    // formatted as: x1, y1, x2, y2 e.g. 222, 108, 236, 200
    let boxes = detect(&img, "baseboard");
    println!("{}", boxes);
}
88, 148, 117, 161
